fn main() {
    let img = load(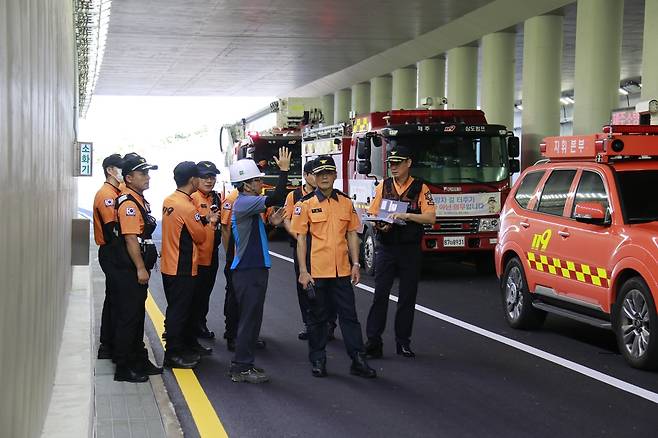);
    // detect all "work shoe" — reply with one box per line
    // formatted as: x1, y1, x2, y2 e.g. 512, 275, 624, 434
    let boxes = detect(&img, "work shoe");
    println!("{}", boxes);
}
396, 343, 416, 358
230, 367, 270, 383
350, 353, 377, 378
189, 342, 213, 356
197, 324, 215, 339
97, 344, 113, 360
364, 340, 383, 359
114, 365, 148, 383
298, 327, 309, 340
311, 360, 327, 377
163, 352, 199, 369
138, 359, 163, 375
